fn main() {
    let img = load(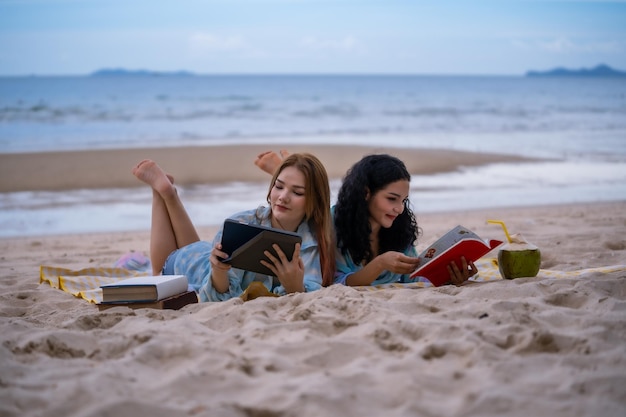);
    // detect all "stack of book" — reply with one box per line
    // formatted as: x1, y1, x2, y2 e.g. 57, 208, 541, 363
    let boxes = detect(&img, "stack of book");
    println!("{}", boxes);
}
98, 274, 198, 311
